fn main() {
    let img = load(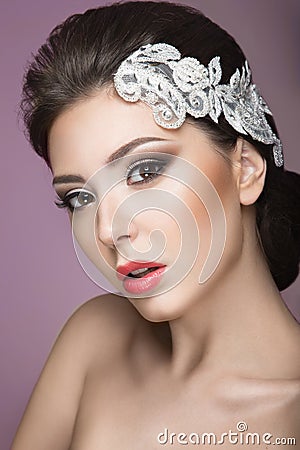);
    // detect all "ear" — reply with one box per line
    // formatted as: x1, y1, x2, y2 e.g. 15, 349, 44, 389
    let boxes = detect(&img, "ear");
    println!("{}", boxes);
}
233, 138, 267, 206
